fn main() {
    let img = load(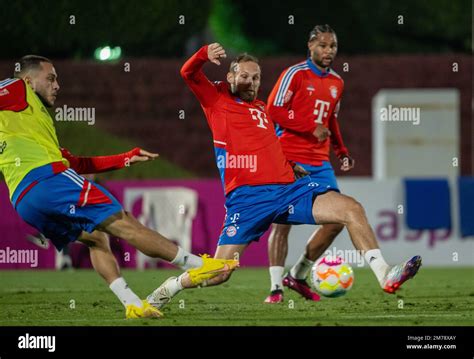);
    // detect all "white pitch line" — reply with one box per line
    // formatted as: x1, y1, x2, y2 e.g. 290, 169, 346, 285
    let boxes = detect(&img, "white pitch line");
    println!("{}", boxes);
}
0, 318, 132, 323
1, 288, 100, 293
0, 313, 469, 324
341, 313, 467, 319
